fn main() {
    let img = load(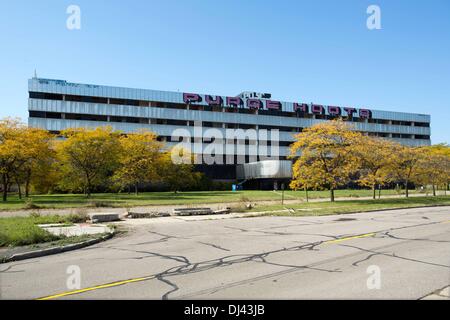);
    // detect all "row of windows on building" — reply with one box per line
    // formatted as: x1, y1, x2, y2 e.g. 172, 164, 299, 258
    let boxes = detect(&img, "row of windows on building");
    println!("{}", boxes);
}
29, 92, 430, 128
29, 111, 430, 141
